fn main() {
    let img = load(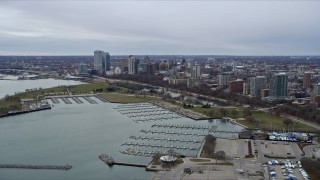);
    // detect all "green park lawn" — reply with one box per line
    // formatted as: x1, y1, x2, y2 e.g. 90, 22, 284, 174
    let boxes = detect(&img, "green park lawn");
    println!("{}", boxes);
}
99, 93, 160, 103
190, 106, 317, 131
192, 106, 244, 119
238, 110, 317, 131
